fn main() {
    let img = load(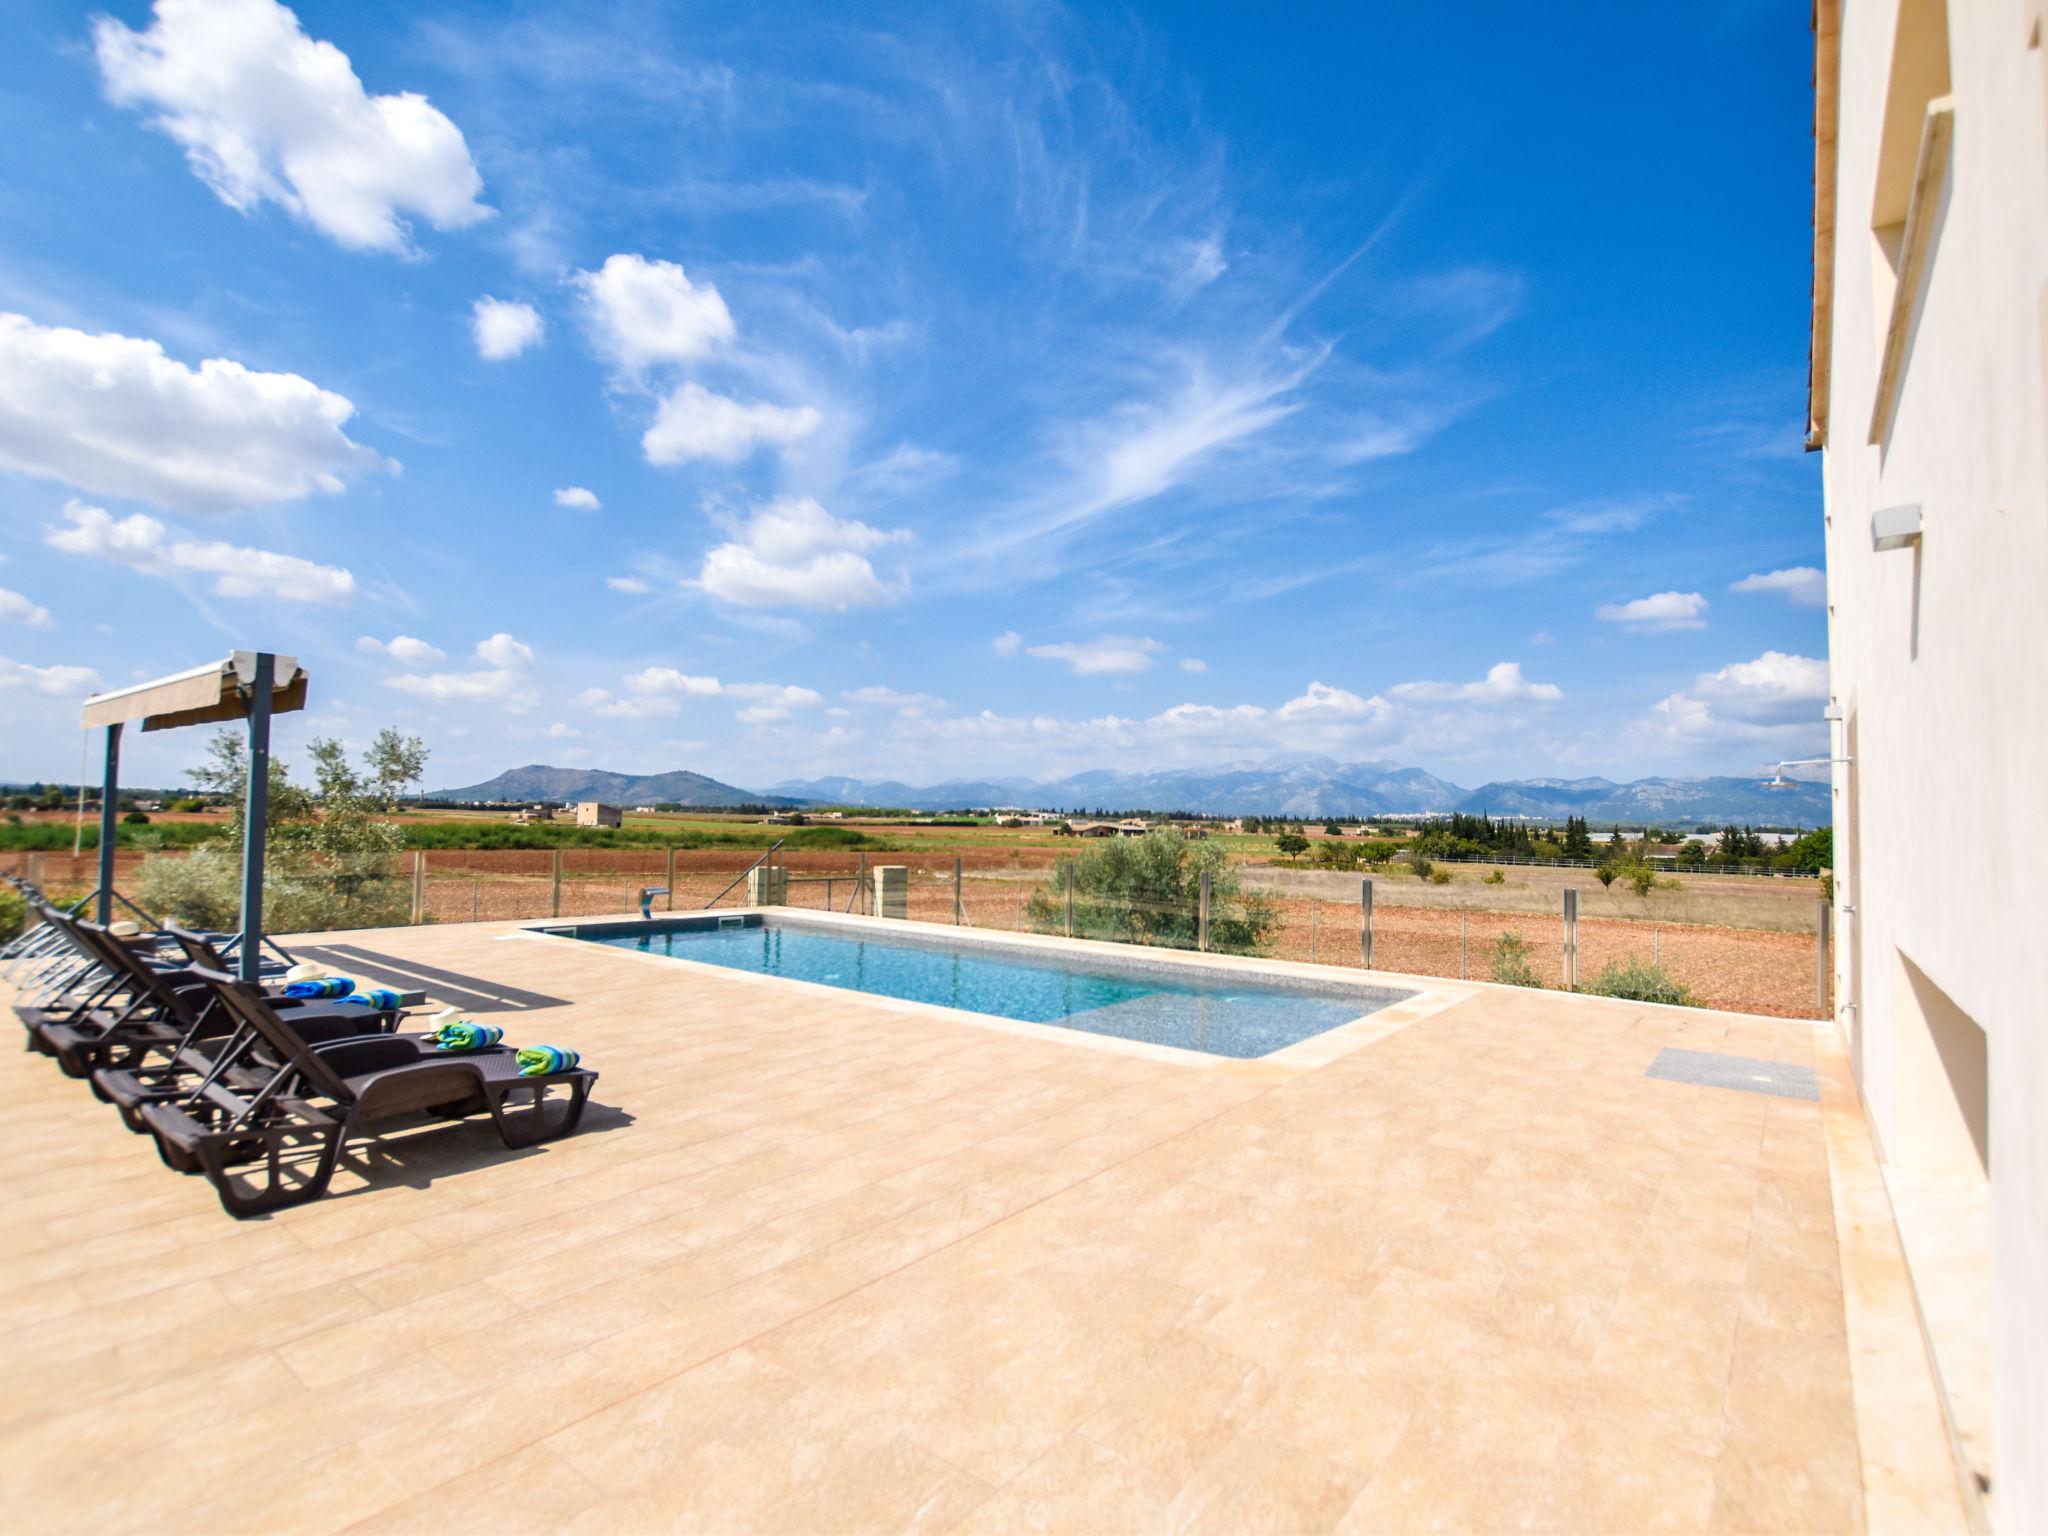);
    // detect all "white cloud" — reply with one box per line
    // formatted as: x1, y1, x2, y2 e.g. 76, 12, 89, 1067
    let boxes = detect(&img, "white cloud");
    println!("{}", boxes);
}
605, 575, 650, 594
574, 254, 734, 374
696, 496, 908, 610
578, 687, 669, 720
992, 630, 1023, 657
1389, 662, 1563, 704
1175, 235, 1228, 292
46, 500, 354, 602
642, 383, 821, 466
381, 632, 536, 710
728, 683, 826, 724
0, 313, 386, 512
472, 298, 542, 361
93, 0, 489, 253
1276, 680, 1390, 720
1689, 650, 1829, 722
578, 665, 724, 720
1178, 657, 1207, 674
1024, 636, 1164, 676
474, 632, 534, 668
0, 587, 52, 628
356, 634, 445, 665
385, 669, 531, 706
626, 667, 723, 697
1646, 650, 1830, 751
842, 686, 943, 714
1731, 566, 1826, 606
552, 486, 601, 511
543, 722, 579, 739
1595, 591, 1709, 632
0, 657, 100, 696
1028, 361, 1304, 549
